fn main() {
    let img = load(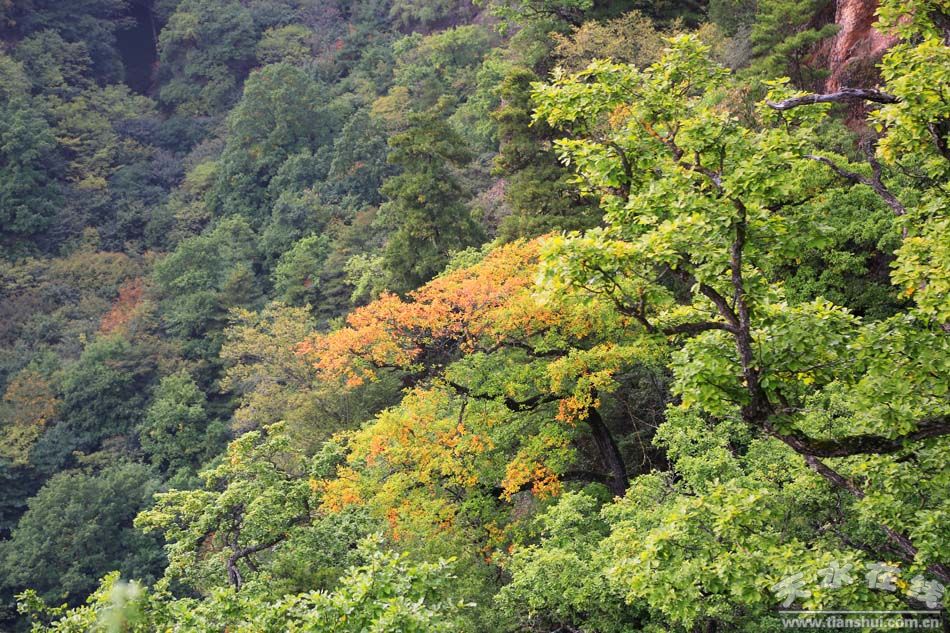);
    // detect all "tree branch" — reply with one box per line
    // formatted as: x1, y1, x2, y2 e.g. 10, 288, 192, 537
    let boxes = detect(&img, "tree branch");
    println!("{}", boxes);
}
225, 511, 310, 590
661, 321, 737, 336
606, 140, 633, 199
766, 88, 900, 111
795, 452, 950, 584
227, 536, 286, 590
444, 379, 560, 413
769, 415, 950, 458
585, 403, 628, 496
764, 90, 911, 219
699, 283, 741, 330
667, 265, 741, 331
806, 154, 906, 217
